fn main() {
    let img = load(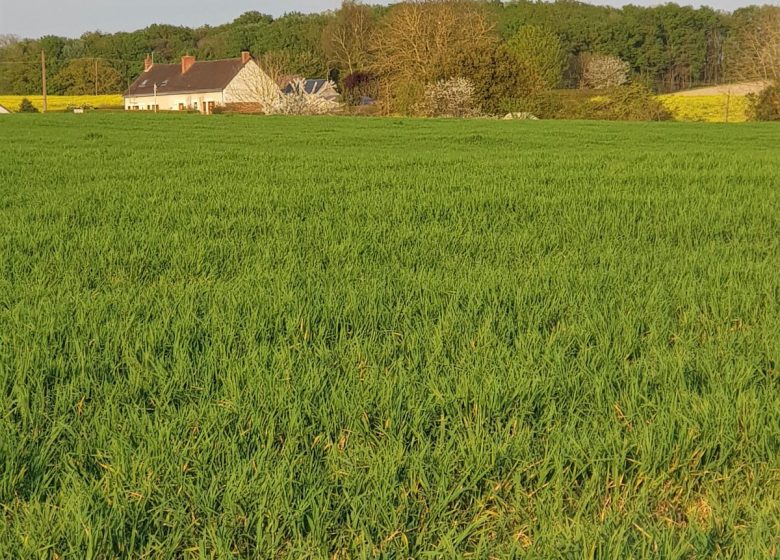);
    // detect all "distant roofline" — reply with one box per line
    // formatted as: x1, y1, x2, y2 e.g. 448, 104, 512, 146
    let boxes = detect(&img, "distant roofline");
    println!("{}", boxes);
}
145, 56, 254, 67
